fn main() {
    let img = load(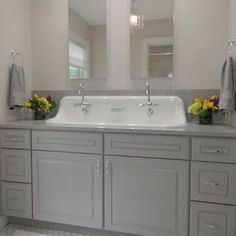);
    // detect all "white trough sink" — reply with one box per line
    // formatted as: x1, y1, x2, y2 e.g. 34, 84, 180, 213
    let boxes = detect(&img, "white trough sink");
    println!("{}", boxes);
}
46, 96, 187, 129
